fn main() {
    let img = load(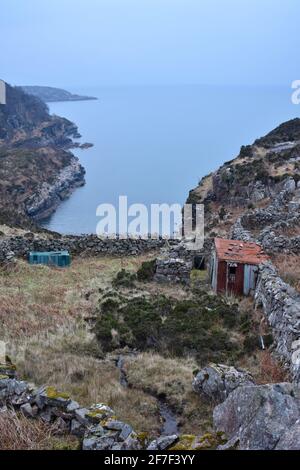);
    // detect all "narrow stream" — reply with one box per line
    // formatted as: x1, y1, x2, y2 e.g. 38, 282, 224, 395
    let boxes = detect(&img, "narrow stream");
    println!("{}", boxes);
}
116, 355, 179, 436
